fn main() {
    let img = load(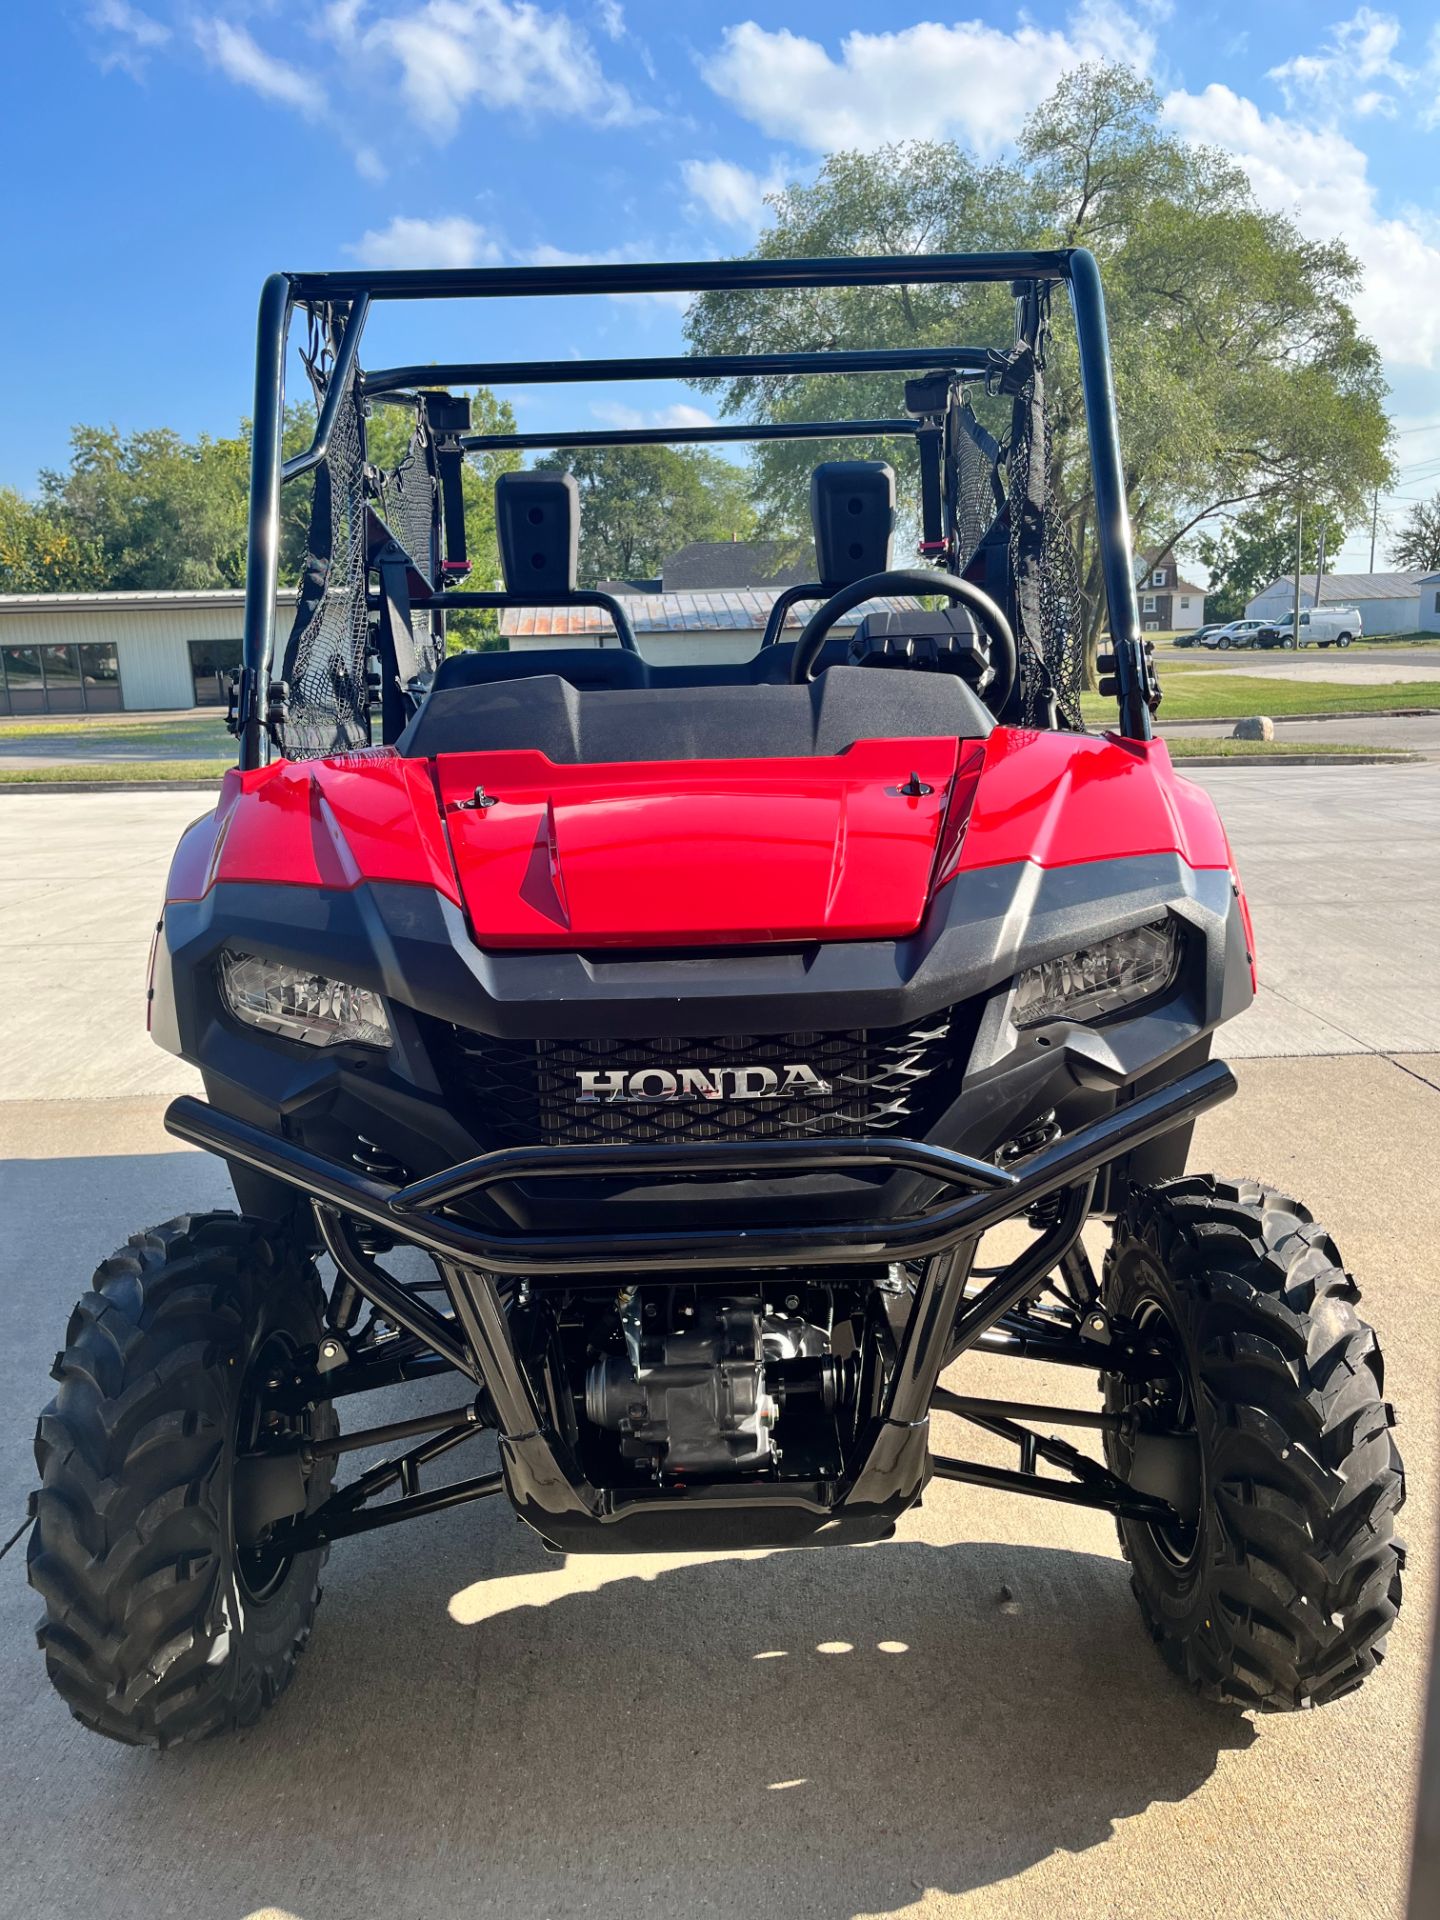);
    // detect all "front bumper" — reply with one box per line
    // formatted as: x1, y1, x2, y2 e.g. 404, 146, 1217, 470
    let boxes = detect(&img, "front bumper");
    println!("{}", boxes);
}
165, 1059, 1235, 1552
